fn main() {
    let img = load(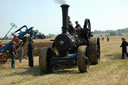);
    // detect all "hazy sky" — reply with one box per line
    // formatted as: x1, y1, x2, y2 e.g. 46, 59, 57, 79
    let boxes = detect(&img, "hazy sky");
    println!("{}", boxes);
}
0, 0, 128, 37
